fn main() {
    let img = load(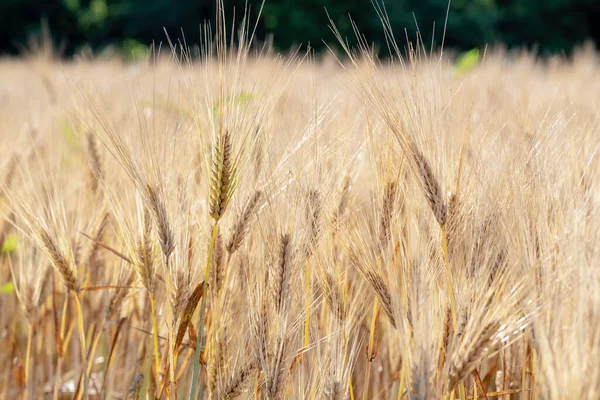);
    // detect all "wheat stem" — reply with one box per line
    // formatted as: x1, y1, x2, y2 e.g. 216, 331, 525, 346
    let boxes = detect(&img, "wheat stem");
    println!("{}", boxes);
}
168, 327, 176, 398
531, 349, 536, 400
397, 364, 405, 400
150, 295, 161, 390
521, 336, 527, 400
86, 322, 105, 376
73, 292, 87, 398
175, 348, 194, 382
364, 297, 380, 399
344, 313, 355, 400
191, 221, 219, 399
441, 227, 458, 332
458, 384, 467, 400
23, 323, 33, 400
304, 259, 311, 350
54, 294, 69, 400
